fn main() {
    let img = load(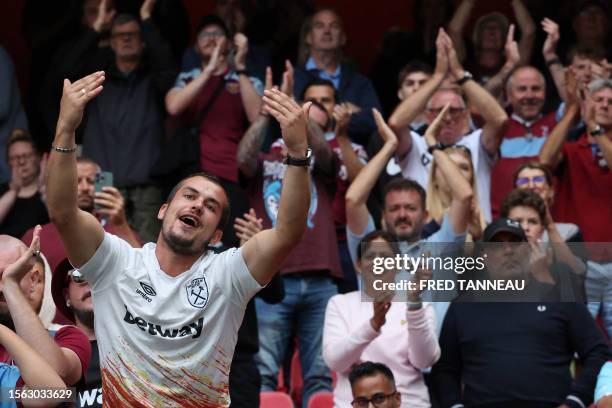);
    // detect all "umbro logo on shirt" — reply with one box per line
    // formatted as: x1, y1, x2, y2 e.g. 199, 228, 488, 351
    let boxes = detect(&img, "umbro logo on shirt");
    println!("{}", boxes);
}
136, 282, 155, 303
123, 305, 204, 339
140, 282, 156, 296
